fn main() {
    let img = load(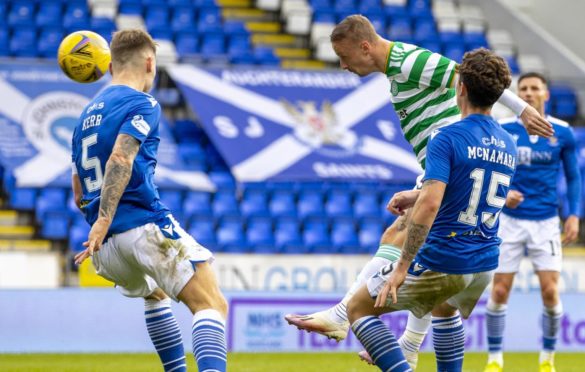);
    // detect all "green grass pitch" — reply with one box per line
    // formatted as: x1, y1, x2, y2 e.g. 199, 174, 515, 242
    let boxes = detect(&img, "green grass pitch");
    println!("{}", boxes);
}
1, 352, 584, 371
